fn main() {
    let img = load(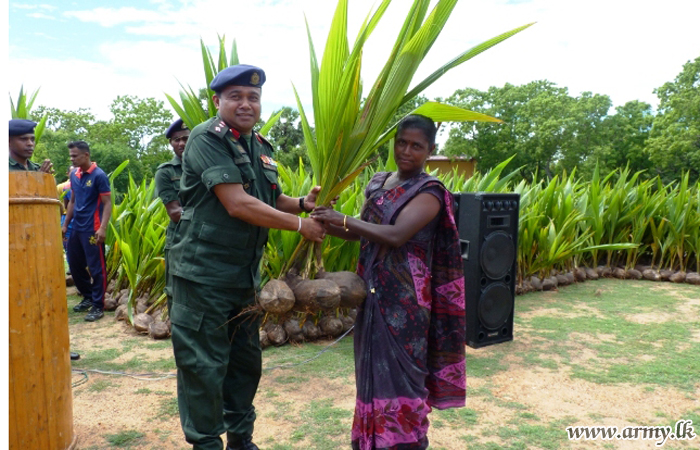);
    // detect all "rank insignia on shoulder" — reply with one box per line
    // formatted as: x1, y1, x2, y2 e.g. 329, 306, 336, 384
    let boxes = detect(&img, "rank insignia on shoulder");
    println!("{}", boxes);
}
208, 120, 229, 138
260, 155, 278, 167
